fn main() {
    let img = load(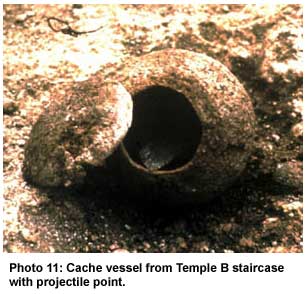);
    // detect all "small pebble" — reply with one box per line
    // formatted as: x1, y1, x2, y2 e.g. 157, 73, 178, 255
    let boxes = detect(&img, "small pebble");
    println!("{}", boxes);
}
272, 134, 280, 142
263, 217, 280, 229
280, 201, 302, 213
3, 98, 18, 115
109, 243, 119, 251
221, 223, 233, 233
143, 242, 151, 250
176, 237, 188, 249
224, 249, 234, 253
273, 161, 302, 192
239, 237, 255, 247
196, 241, 209, 252
124, 224, 131, 231
21, 228, 38, 243
17, 139, 26, 146
291, 121, 303, 138
91, 234, 98, 241
49, 246, 55, 253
